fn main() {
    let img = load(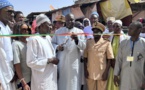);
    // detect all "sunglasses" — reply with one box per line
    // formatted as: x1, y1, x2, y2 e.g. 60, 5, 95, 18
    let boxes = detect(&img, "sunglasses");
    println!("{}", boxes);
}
6, 10, 15, 13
